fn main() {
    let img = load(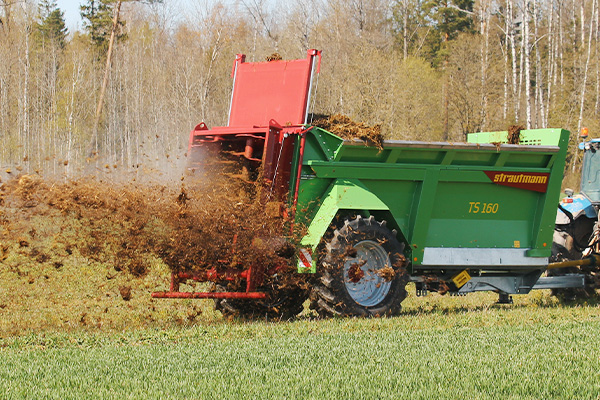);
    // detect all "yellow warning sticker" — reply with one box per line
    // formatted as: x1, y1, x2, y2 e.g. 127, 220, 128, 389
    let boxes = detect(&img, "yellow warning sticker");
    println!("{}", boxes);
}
514, 240, 521, 248
452, 270, 471, 288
